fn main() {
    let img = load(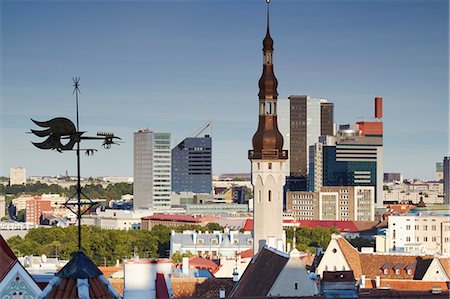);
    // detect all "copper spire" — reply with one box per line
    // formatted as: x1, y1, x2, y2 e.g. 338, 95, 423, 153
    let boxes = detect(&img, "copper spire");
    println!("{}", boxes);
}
249, 0, 287, 161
